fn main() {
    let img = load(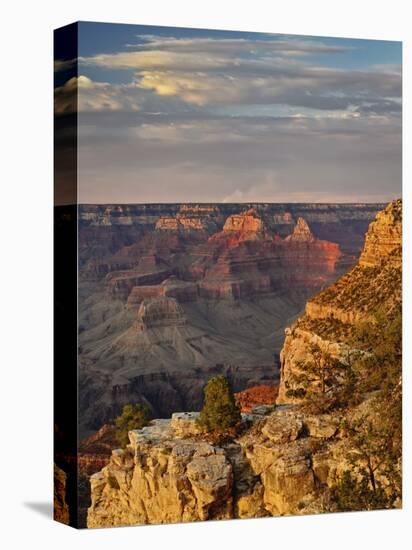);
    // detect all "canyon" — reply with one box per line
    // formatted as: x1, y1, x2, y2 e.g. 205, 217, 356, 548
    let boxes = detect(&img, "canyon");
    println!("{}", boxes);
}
86, 199, 402, 528
78, 203, 383, 436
